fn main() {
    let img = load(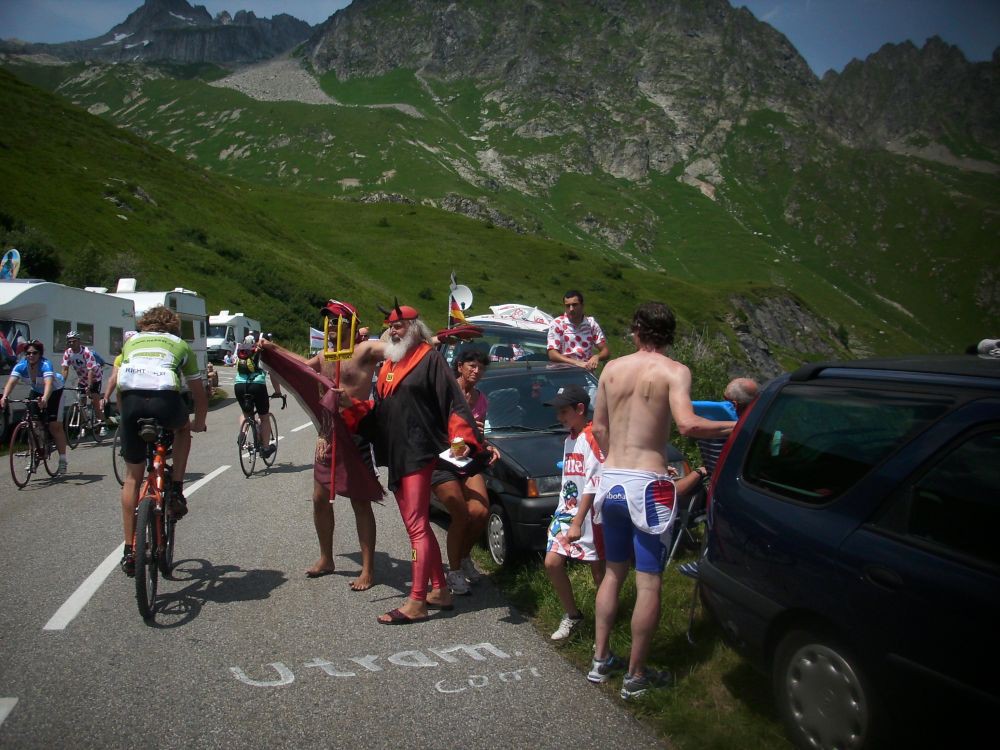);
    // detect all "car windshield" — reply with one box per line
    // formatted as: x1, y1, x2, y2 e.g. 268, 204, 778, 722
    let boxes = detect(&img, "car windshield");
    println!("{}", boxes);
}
476, 365, 599, 434
441, 325, 549, 367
